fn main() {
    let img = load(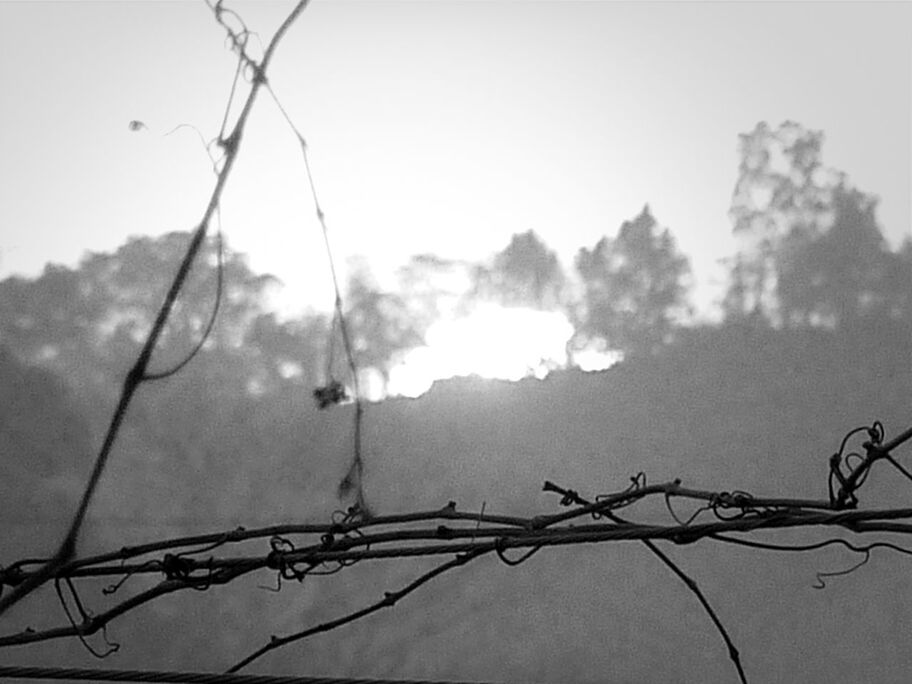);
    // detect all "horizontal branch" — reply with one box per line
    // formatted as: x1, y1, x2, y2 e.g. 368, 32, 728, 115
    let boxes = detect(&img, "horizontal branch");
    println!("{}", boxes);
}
6, 504, 912, 649
228, 548, 491, 672
0, 567, 253, 649
9, 504, 912, 585
2, 503, 531, 581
